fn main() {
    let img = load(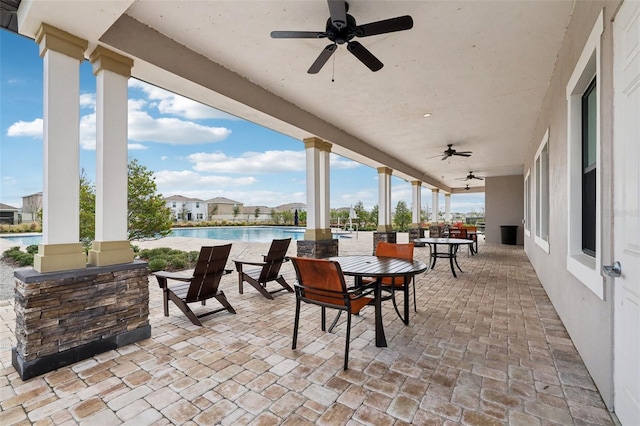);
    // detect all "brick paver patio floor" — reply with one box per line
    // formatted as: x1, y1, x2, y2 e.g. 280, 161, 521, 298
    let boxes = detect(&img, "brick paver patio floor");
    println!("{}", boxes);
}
0, 237, 614, 425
